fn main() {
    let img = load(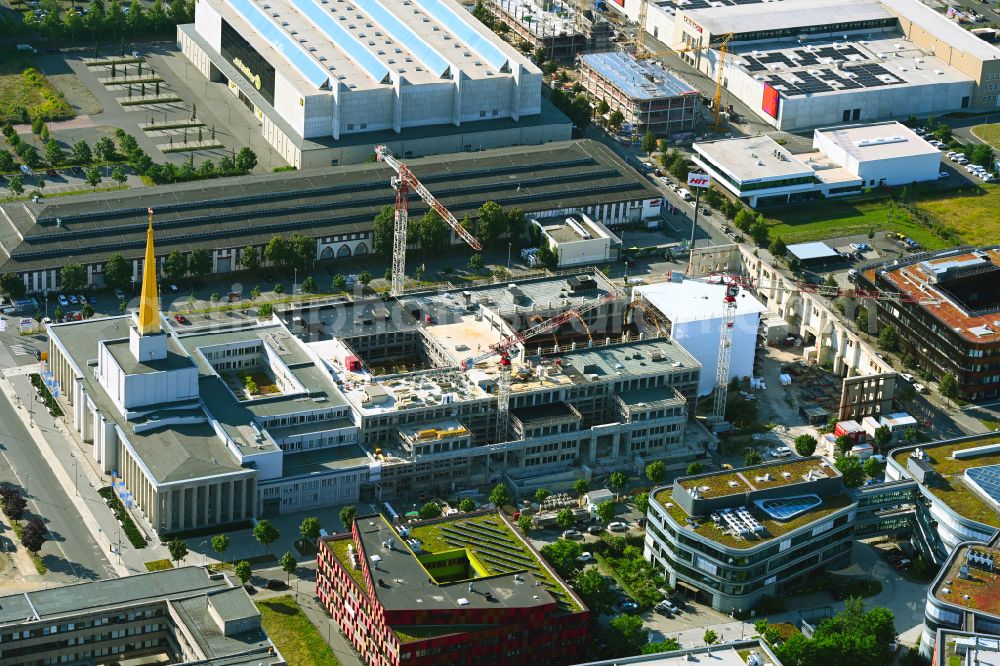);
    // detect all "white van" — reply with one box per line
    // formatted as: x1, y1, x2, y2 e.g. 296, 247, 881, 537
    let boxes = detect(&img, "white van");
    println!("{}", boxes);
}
678, 188, 693, 201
